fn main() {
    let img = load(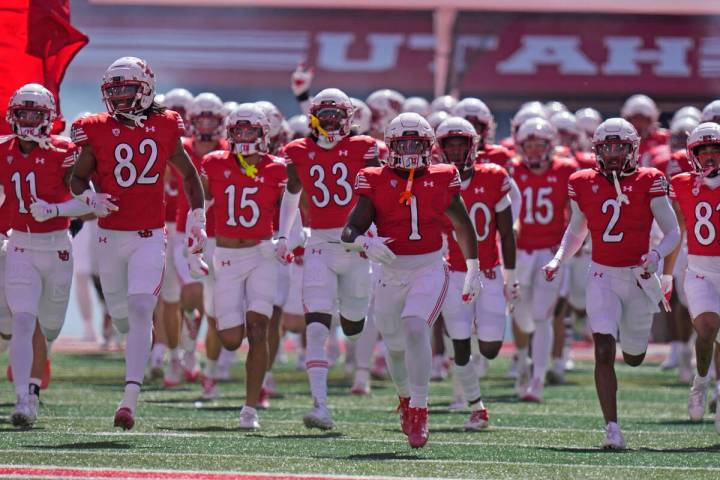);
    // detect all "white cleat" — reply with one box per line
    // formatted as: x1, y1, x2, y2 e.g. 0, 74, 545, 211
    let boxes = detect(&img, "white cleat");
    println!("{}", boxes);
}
521, 377, 544, 403
303, 402, 334, 430
601, 422, 626, 450
11, 394, 38, 428
464, 408, 489, 431
350, 377, 370, 395
200, 377, 219, 401
239, 406, 260, 430
163, 359, 183, 388
688, 375, 709, 422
